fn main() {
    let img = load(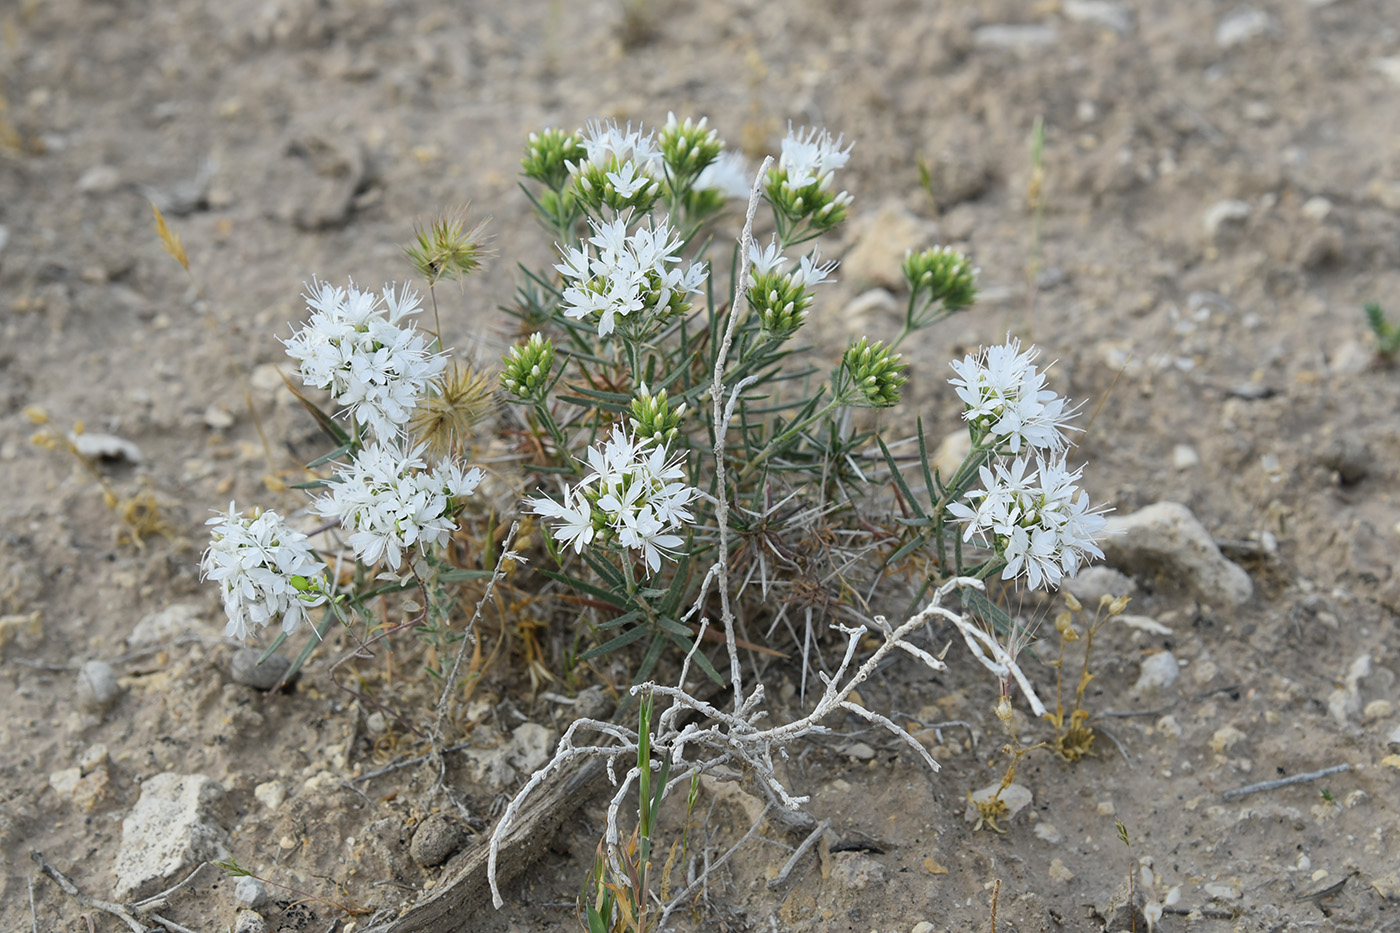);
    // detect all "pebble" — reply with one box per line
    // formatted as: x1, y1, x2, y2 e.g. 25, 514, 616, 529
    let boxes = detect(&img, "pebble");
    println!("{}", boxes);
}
1215, 8, 1276, 49
1301, 197, 1334, 222
230, 648, 291, 690
1132, 651, 1179, 695
128, 602, 209, 647
1202, 199, 1250, 240
1034, 822, 1063, 844
1065, 566, 1136, 605
831, 851, 888, 891
931, 429, 972, 480
844, 742, 876, 761
1316, 436, 1371, 486
410, 815, 466, 869
0, 225, 8, 253
1097, 800, 1116, 816
1063, 0, 1134, 35
71, 432, 143, 464
912, 923, 935, 933
253, 780, 286, 810
1210, 725, 1246, 754
1374, 57, 1400, 88
76, 660, 121, 714
0, 611, 44, 657
1363, 700, 1393, 723
365, 710, 388, 736
1048, 857, 1075, 882
972, 24, 1059, 51
234, 876, 267, 908
250, 363, 285, 394
841, 204, 939, 289
233, 910, 268, 933
113, 773, 228, 900
80, 743, 109, 773
77, 164, 122, 194
1172, 444, 1200, 470
1100, 502, 1253, 606
965, 782, 1032, 824
1157, 715, 1182, 738
1192, 658, 1219, 686
204, 405, 235, 430
840, 288, 898, 332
